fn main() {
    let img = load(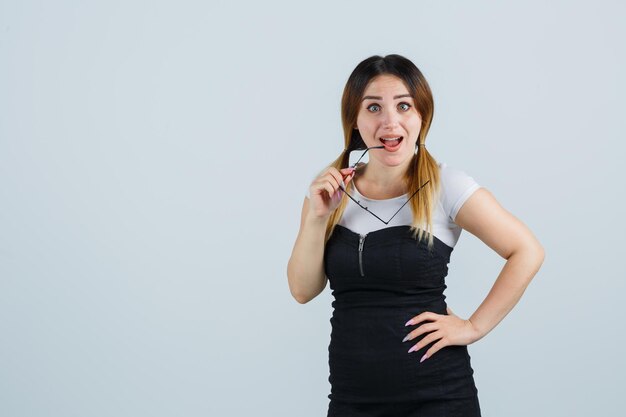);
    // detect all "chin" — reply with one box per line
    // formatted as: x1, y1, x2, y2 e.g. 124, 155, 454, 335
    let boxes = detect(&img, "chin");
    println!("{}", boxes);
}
376, 156, 407, 166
